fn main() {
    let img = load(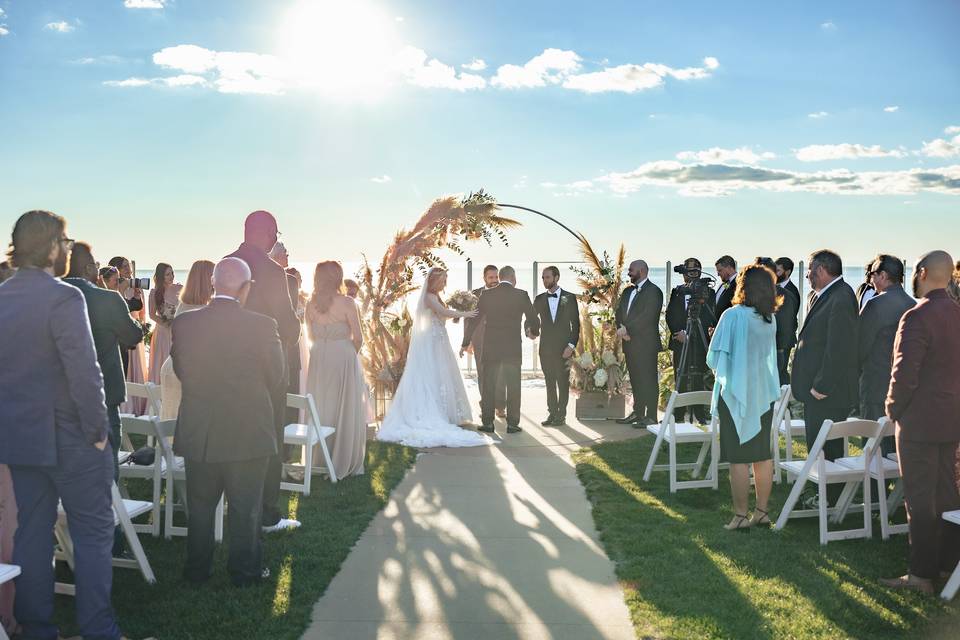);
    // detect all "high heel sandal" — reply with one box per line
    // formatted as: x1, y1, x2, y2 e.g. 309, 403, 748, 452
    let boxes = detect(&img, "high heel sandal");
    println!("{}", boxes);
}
750, 508, 771, 527
724, 513, 752, 532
